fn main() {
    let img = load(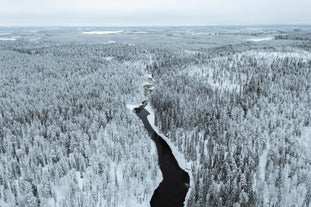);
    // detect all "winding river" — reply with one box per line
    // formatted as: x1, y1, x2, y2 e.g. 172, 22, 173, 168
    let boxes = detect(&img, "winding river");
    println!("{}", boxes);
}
134, 106, 190, 207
